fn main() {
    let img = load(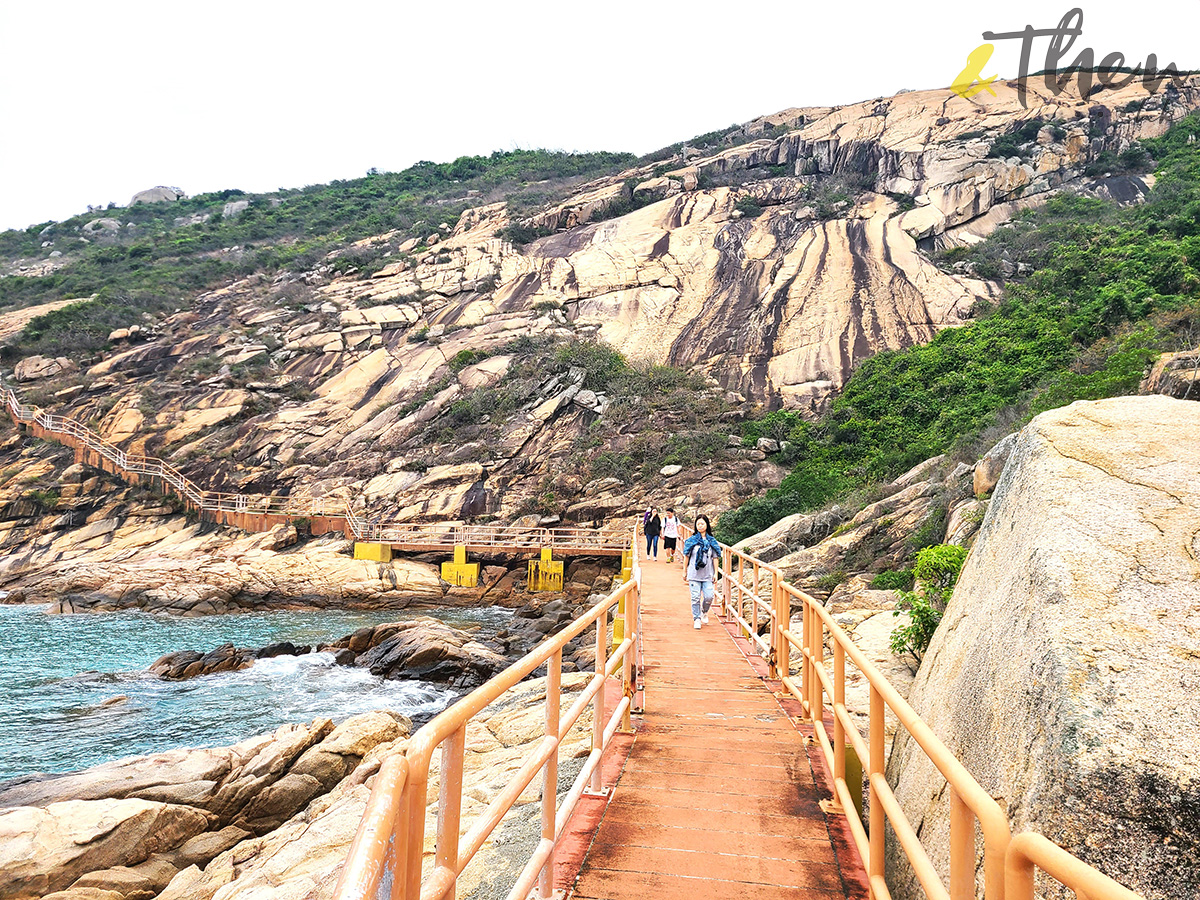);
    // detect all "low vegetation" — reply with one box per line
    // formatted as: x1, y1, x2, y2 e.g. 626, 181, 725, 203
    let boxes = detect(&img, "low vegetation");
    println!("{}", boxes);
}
0, 149, 636, 325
